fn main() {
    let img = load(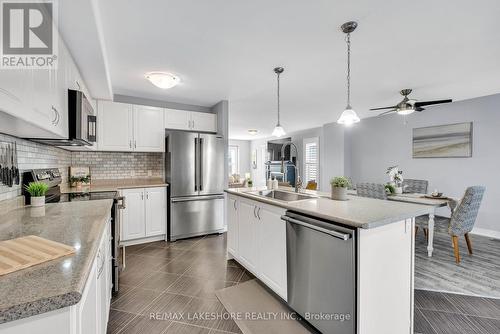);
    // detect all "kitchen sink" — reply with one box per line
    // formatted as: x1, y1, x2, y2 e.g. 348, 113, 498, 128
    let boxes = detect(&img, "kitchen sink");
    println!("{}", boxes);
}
247, 190, 316, 202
